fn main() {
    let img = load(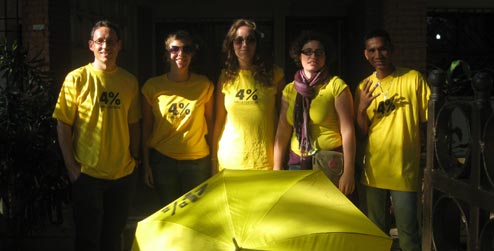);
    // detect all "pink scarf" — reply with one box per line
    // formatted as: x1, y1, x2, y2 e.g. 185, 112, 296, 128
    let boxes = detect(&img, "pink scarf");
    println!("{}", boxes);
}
293, 68, 329, 169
